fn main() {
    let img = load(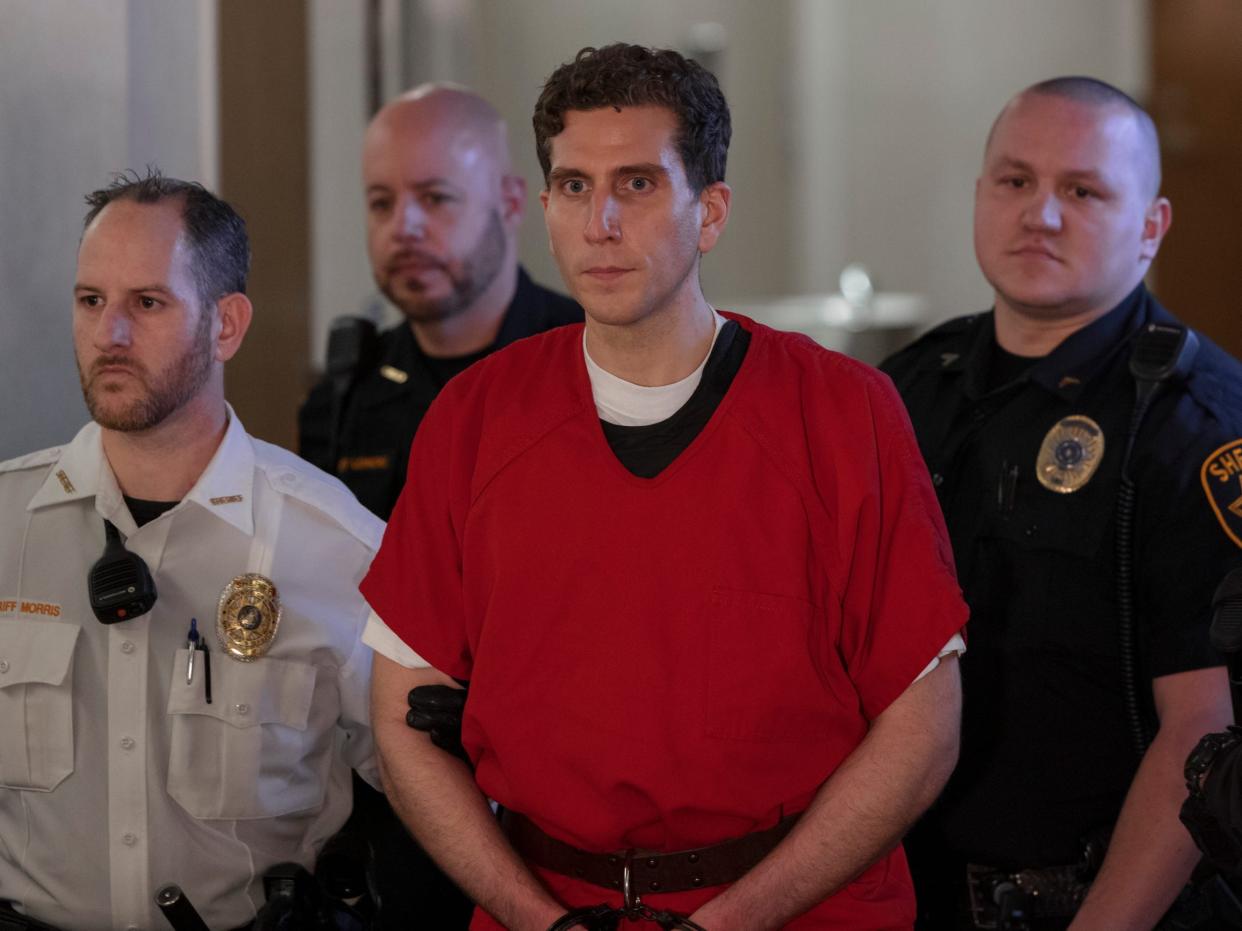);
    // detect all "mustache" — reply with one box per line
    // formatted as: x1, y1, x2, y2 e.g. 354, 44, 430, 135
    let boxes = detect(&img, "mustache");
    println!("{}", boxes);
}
386, 250, 446, 274
89, 355, 146, 377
